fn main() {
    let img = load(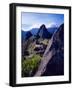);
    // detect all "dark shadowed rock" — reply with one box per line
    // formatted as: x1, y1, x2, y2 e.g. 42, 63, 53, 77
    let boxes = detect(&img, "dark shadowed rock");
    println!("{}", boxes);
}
34, 24, 64, 76
36, 24, 52, 39
22, 30, 32, 40
42, 24, 64, 76
25, 31, 32, 40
